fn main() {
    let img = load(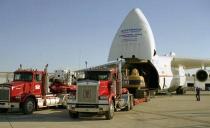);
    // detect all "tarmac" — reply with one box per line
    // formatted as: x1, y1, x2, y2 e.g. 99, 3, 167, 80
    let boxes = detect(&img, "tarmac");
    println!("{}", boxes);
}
0, 92, 210, 128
